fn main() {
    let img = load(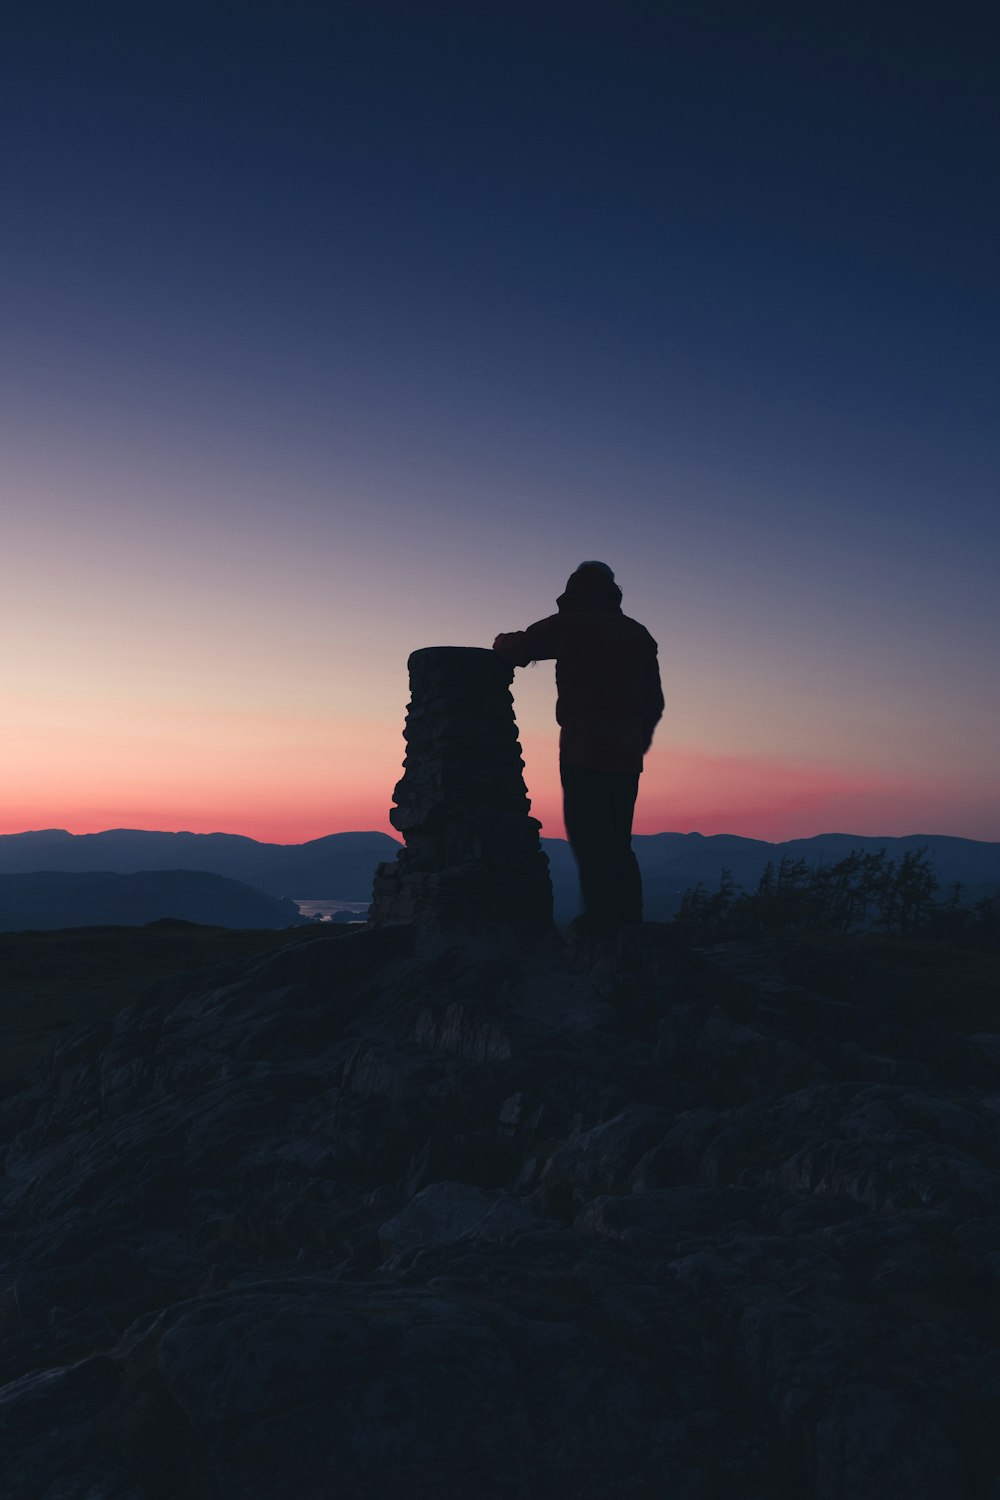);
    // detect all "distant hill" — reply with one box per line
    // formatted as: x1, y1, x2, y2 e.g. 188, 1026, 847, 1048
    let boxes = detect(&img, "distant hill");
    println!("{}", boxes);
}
0, 830, 401, 899
2, 827, 997, 925
543, 832, 1000, 922
0, 870, 307, 931
622, 831, 1000, 924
